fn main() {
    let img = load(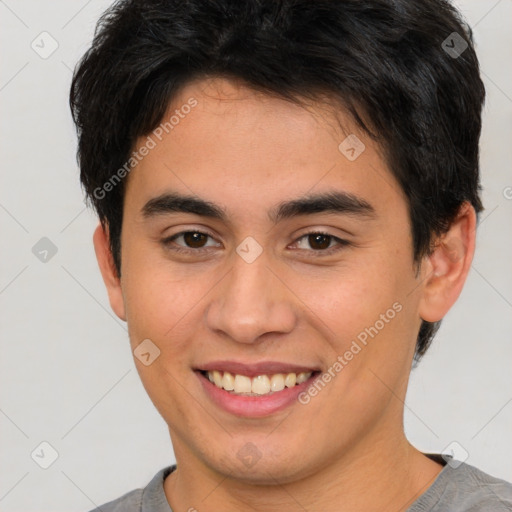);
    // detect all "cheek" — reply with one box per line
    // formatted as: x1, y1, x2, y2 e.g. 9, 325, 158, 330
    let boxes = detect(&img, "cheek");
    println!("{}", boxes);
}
121, 251, 222, 361
290, 260, 401, 337
124, 271, 191, 334
292, 249, 416, 373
